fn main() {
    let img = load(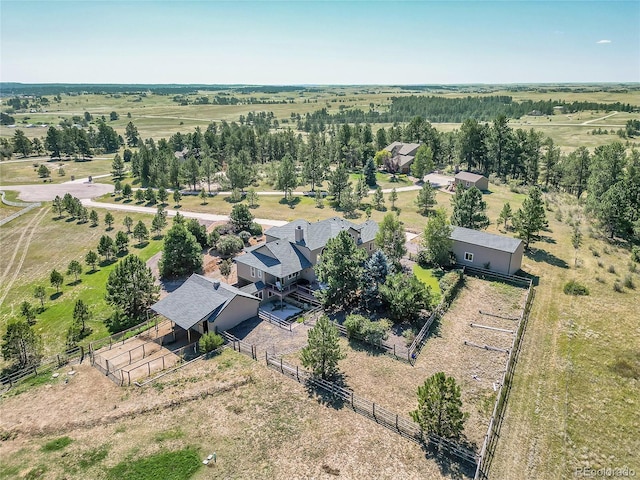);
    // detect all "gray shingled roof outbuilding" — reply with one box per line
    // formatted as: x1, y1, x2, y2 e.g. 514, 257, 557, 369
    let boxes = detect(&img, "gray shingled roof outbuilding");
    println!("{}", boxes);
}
151, 274, 258, 331
450, 226, 522, 253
